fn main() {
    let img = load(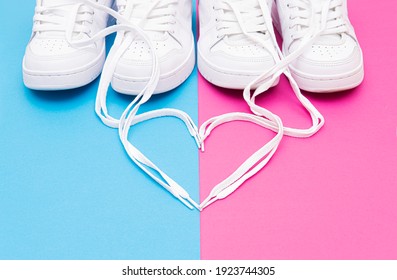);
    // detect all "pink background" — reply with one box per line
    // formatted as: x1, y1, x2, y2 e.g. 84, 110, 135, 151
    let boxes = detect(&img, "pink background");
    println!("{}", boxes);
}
199, 0, 397, 259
